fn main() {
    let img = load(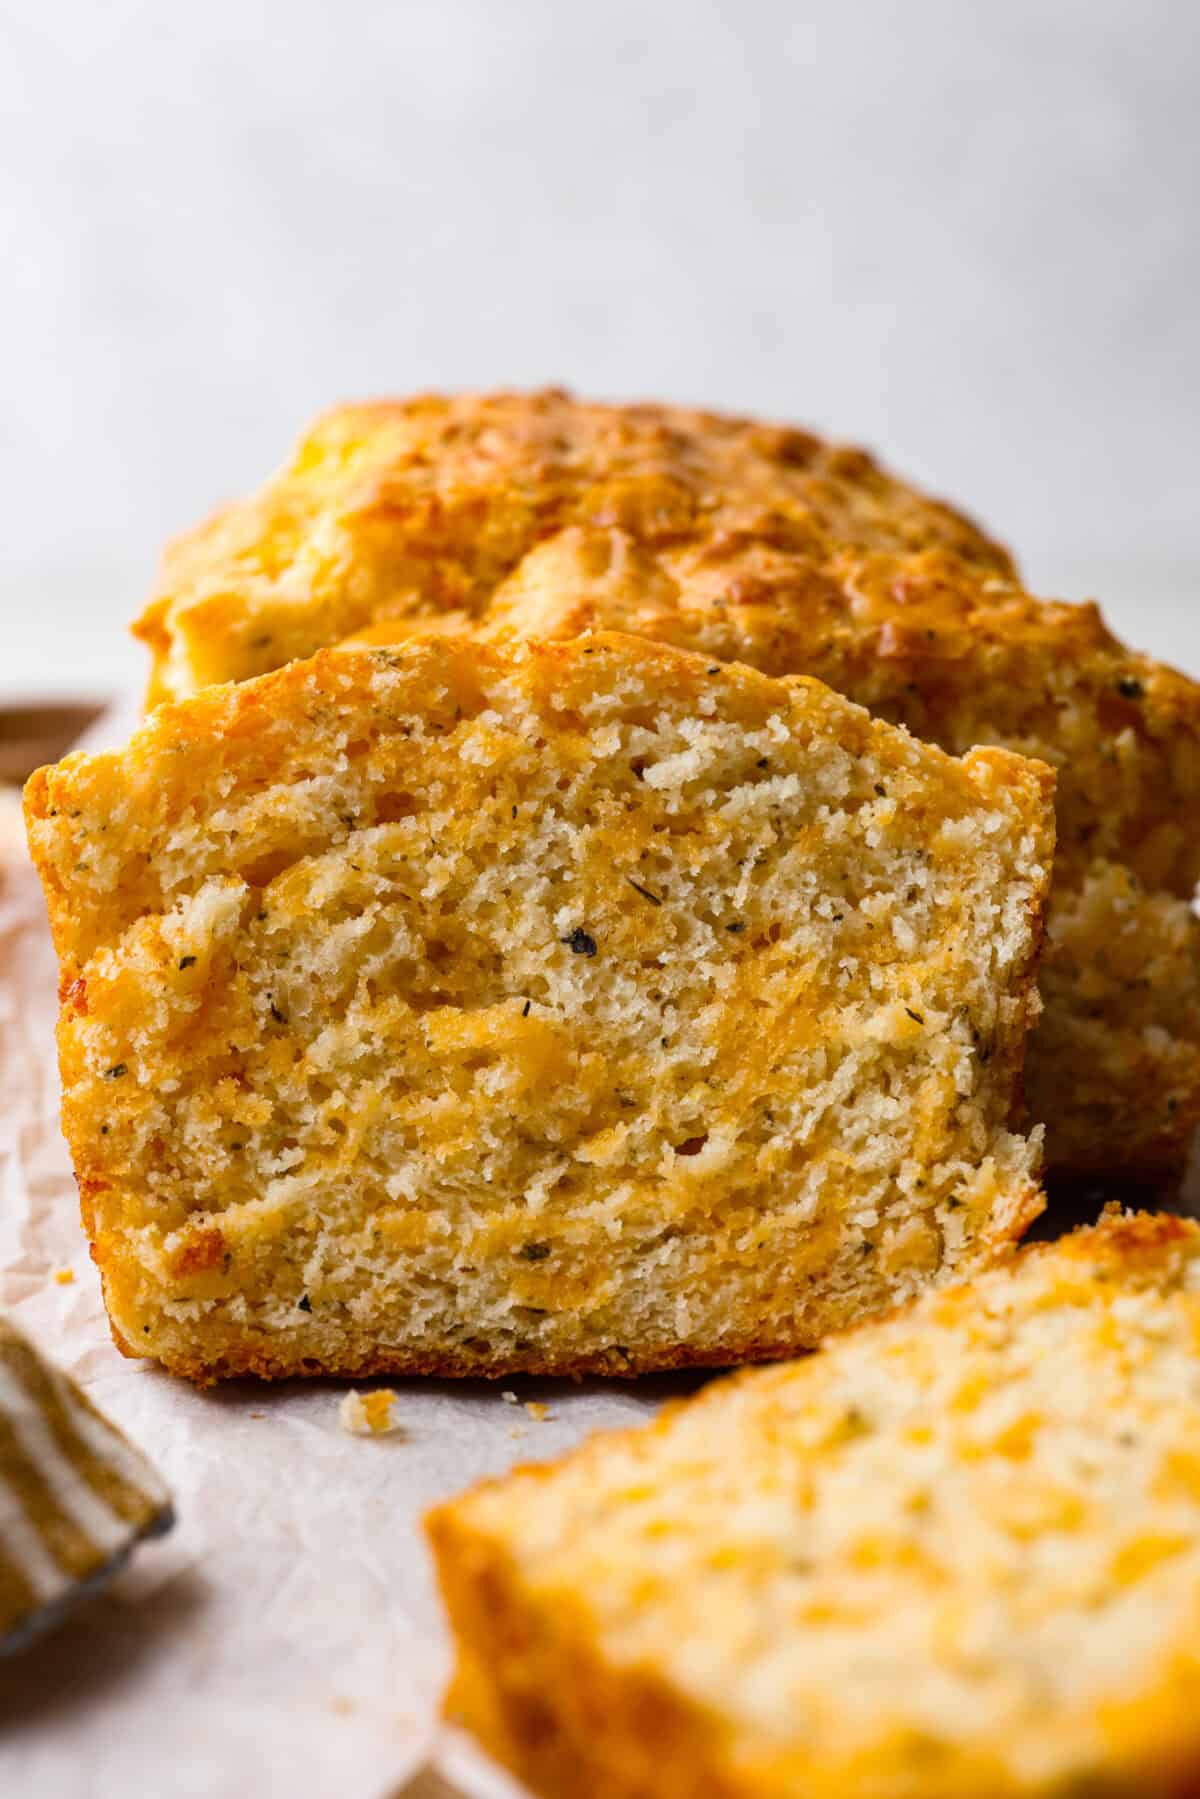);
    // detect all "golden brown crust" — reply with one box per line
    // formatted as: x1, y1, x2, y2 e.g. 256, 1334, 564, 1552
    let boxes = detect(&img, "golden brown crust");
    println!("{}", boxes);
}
135, 388, 1014, 706
133, 1335, 803, 1390
430, 1512, 747, 1799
